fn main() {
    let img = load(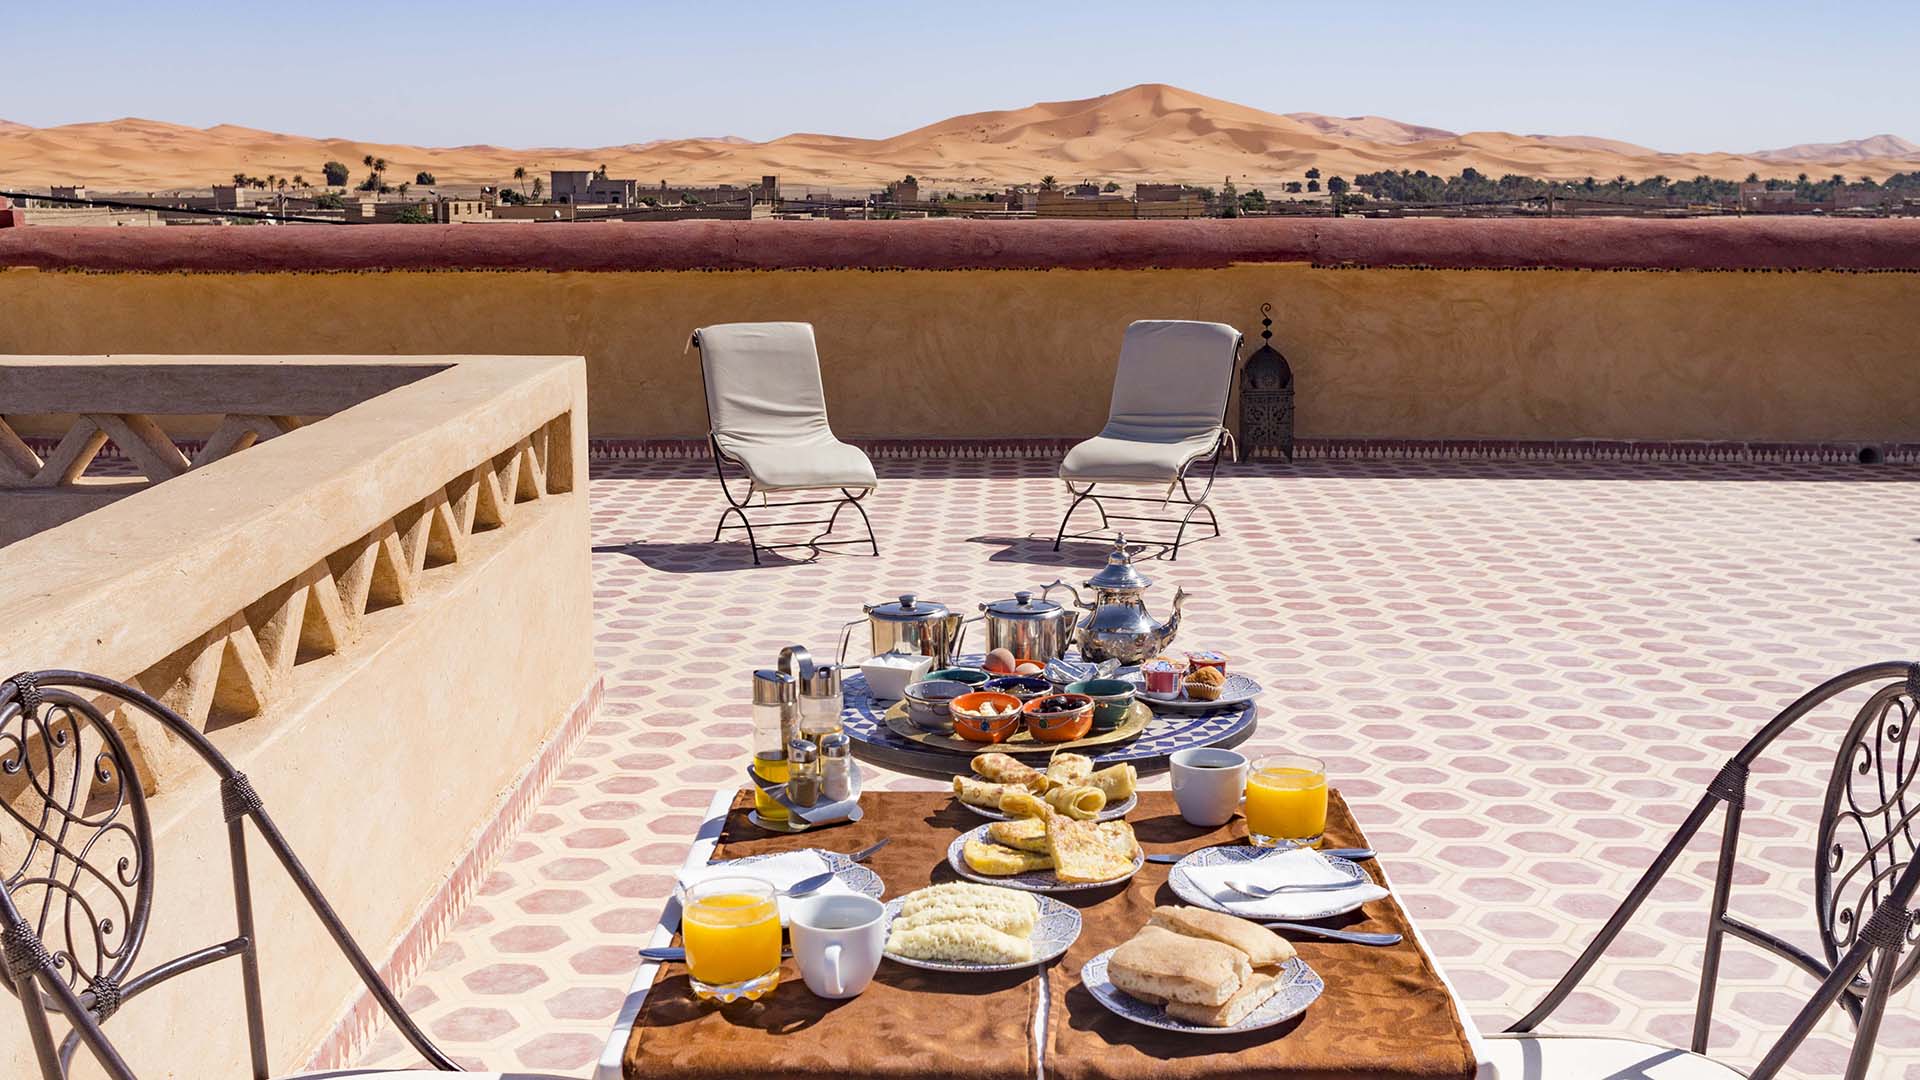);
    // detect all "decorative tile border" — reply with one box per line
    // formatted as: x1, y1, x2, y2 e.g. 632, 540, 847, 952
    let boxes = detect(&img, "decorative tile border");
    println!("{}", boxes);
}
295, 675, 604, 1074
586, 437, 1916, 466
